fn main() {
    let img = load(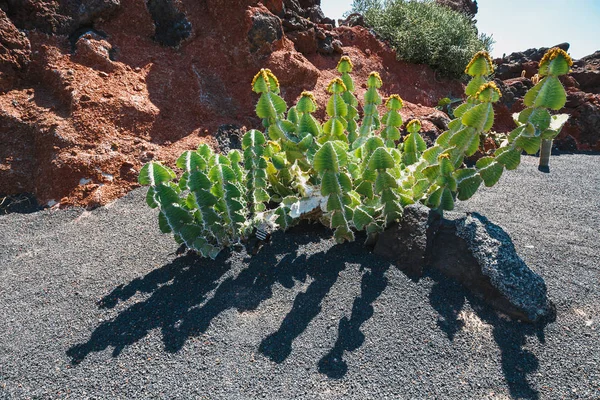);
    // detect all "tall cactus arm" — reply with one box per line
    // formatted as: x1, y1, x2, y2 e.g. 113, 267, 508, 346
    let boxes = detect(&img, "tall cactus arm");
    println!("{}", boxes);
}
314, 141, 355, 243
337, 56, 360, 144
381, 94, 404, 148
